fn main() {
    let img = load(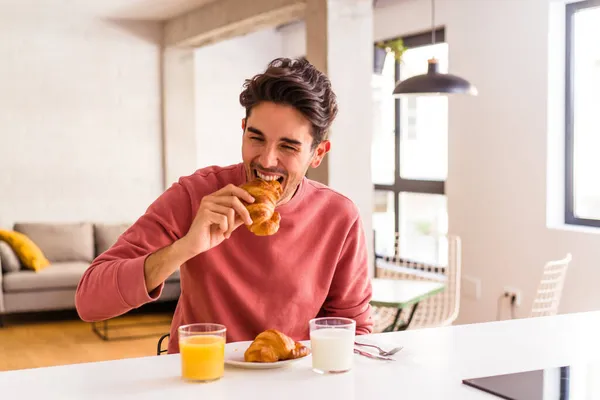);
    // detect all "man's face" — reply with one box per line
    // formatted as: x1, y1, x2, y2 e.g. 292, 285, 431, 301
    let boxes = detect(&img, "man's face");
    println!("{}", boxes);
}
241, 101, 330, 206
